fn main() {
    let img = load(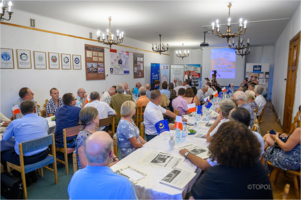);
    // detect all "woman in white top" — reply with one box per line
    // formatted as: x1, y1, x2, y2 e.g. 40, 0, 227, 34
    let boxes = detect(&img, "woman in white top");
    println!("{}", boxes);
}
206, 99, 237, 142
